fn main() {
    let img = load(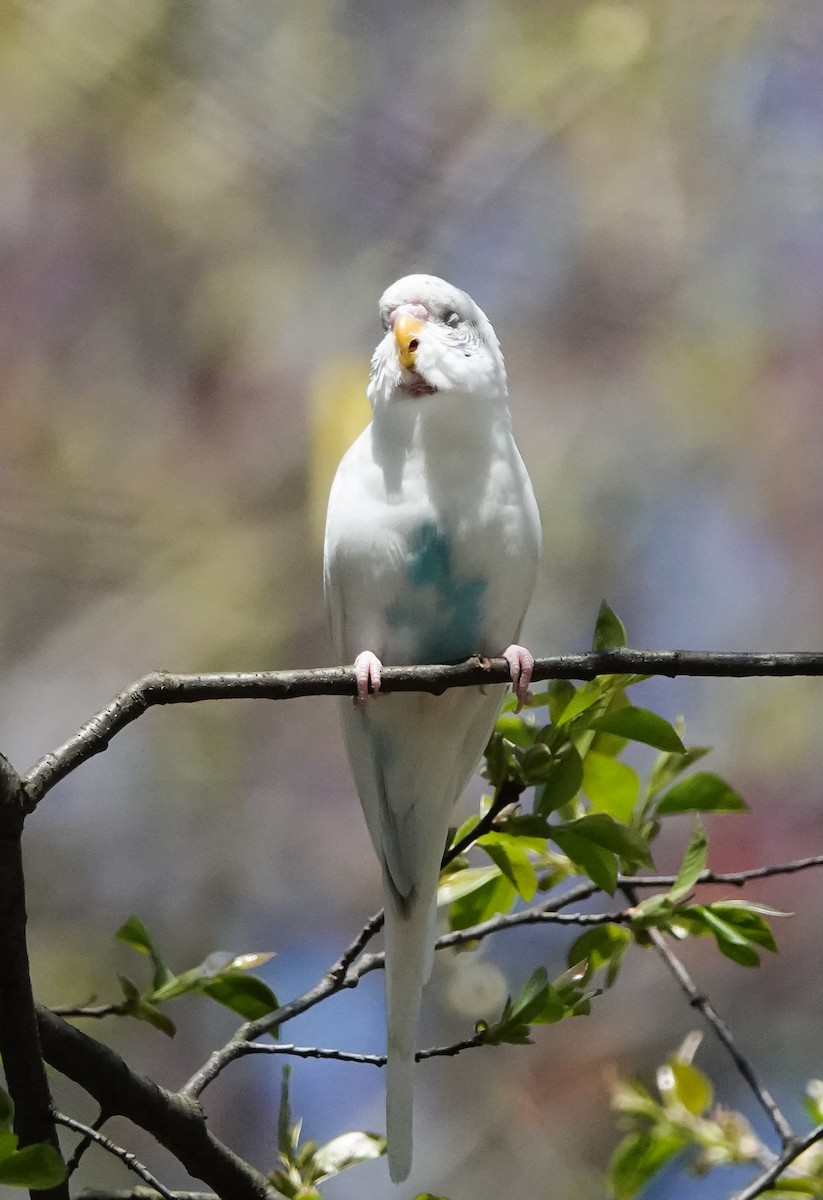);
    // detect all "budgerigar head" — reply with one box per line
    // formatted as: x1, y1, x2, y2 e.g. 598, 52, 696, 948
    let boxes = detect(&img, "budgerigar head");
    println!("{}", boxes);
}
367, 274, 507, 409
